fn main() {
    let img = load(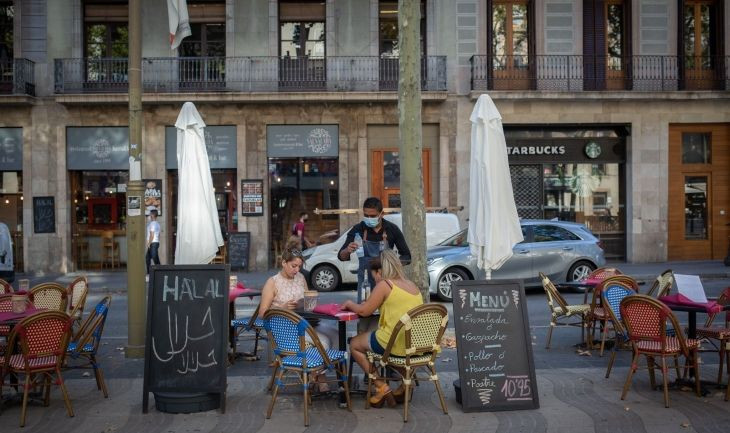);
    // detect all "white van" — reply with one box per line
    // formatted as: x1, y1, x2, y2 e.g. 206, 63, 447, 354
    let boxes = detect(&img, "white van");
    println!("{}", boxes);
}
302, 213, 460, 291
